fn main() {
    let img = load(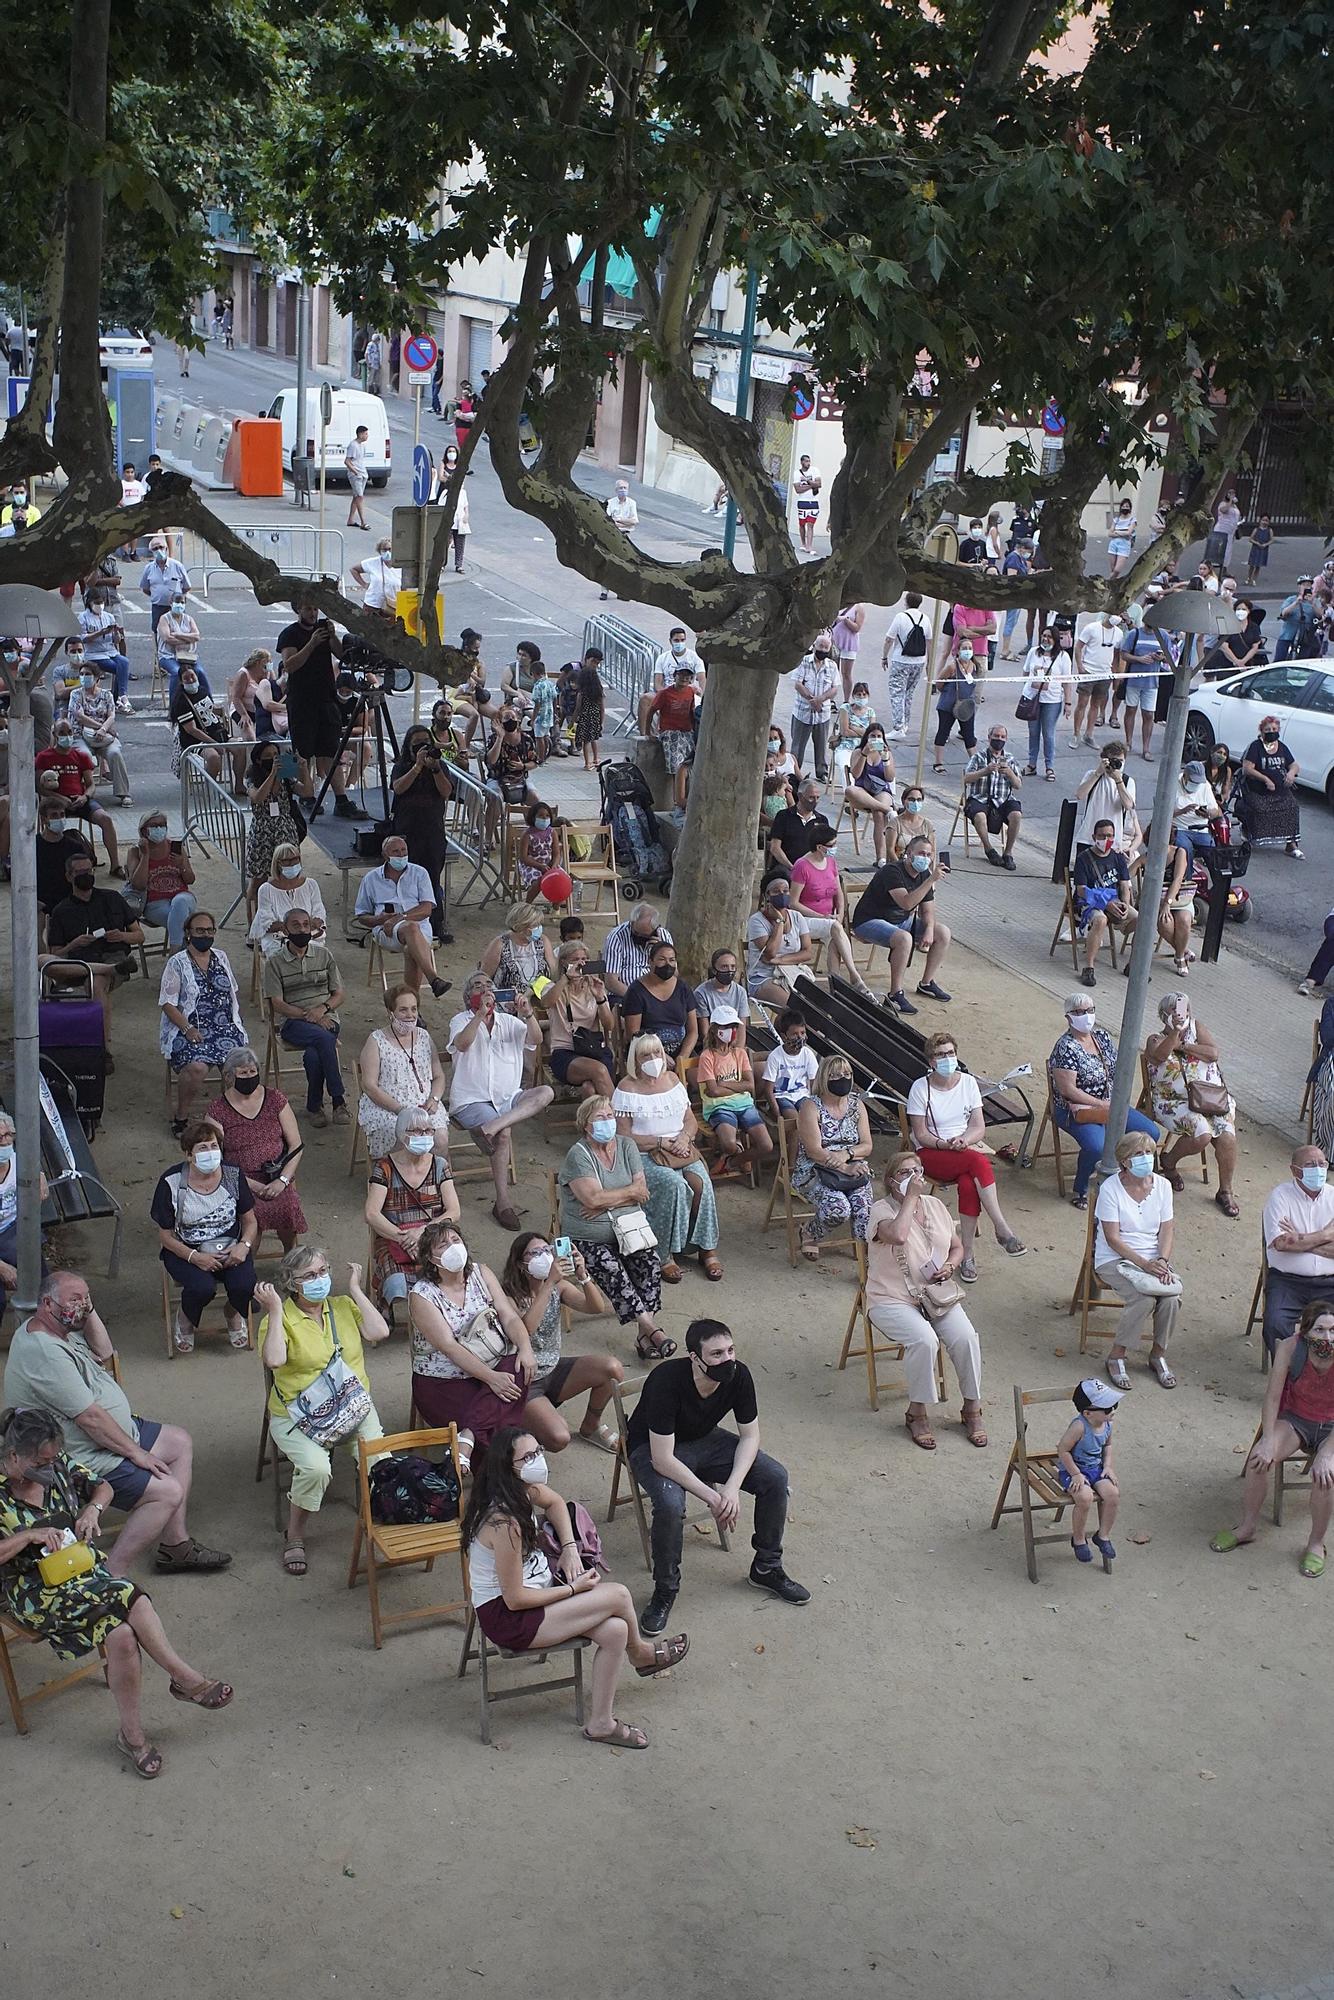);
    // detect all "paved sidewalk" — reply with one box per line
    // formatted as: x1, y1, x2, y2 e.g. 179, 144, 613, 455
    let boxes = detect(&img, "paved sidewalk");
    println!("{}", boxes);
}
1194, 1972, 1334, 2000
